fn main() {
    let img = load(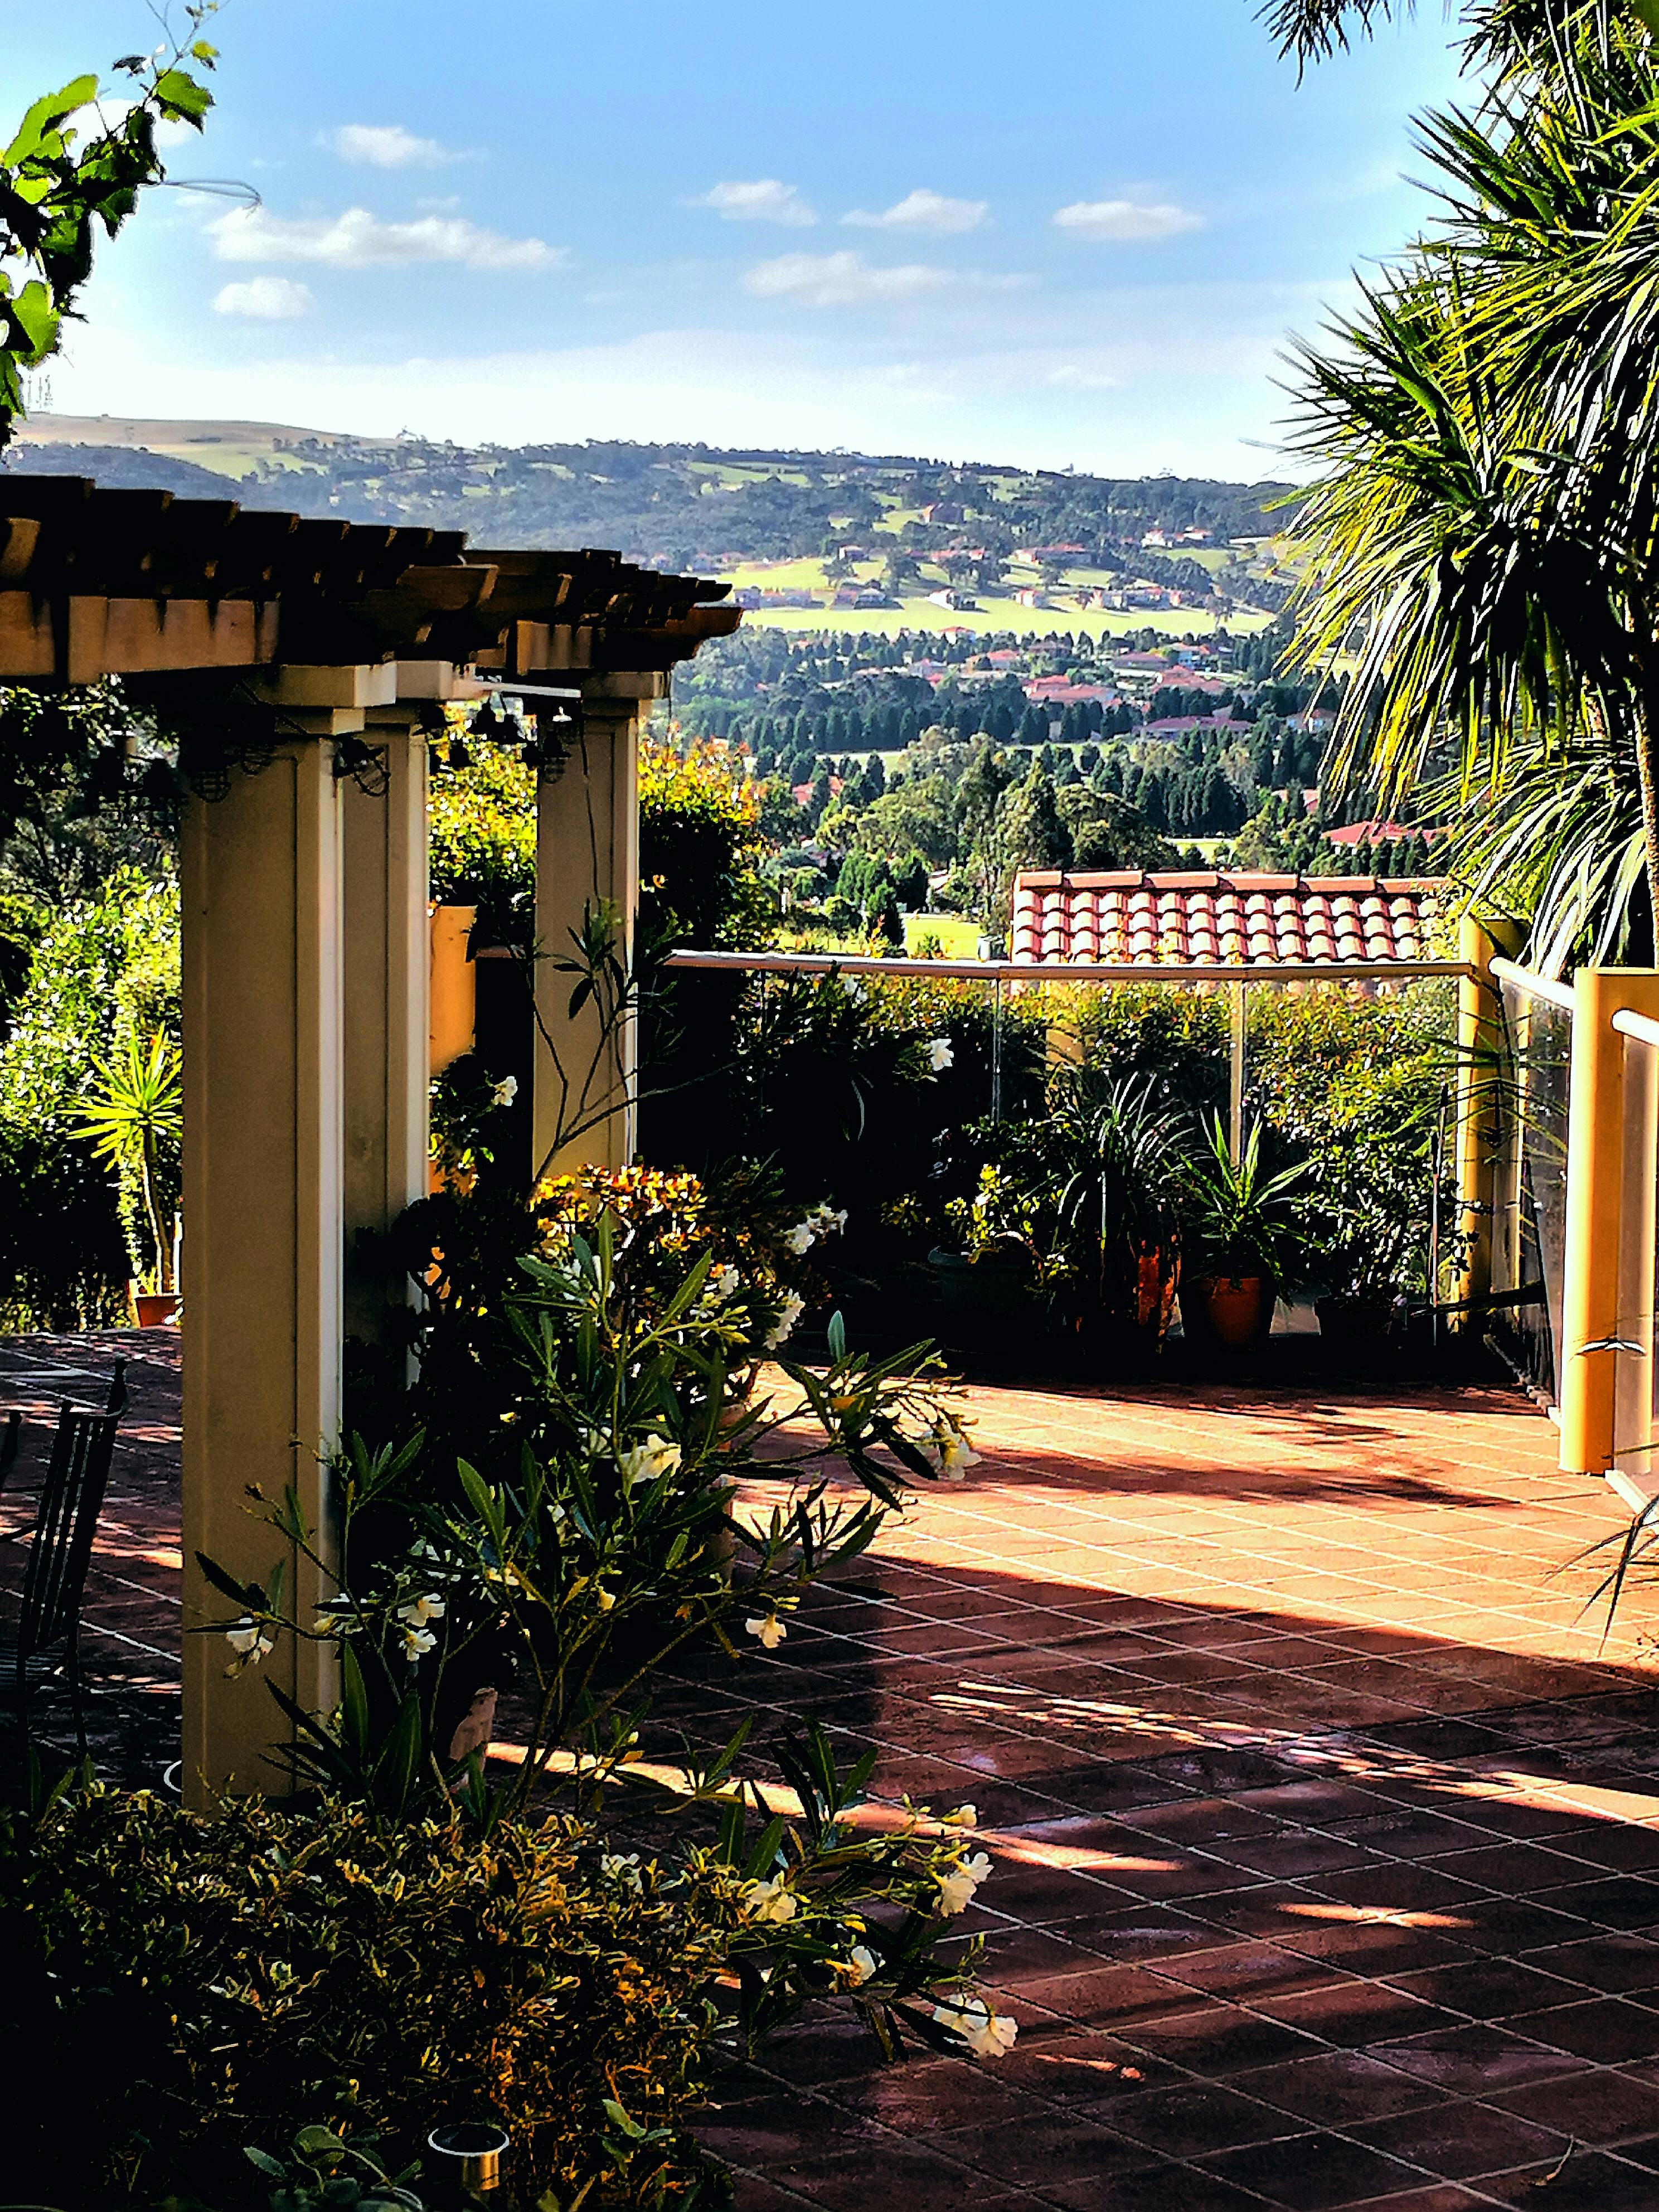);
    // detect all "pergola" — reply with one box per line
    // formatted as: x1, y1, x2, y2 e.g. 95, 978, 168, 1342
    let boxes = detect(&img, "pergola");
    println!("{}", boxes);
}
0, 472, 738, 1801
